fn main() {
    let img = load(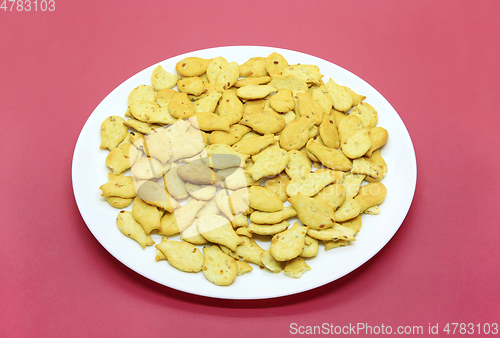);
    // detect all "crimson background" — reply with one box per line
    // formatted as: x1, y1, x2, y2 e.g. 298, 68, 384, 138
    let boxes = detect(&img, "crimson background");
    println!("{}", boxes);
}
1, 1, 499, 337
